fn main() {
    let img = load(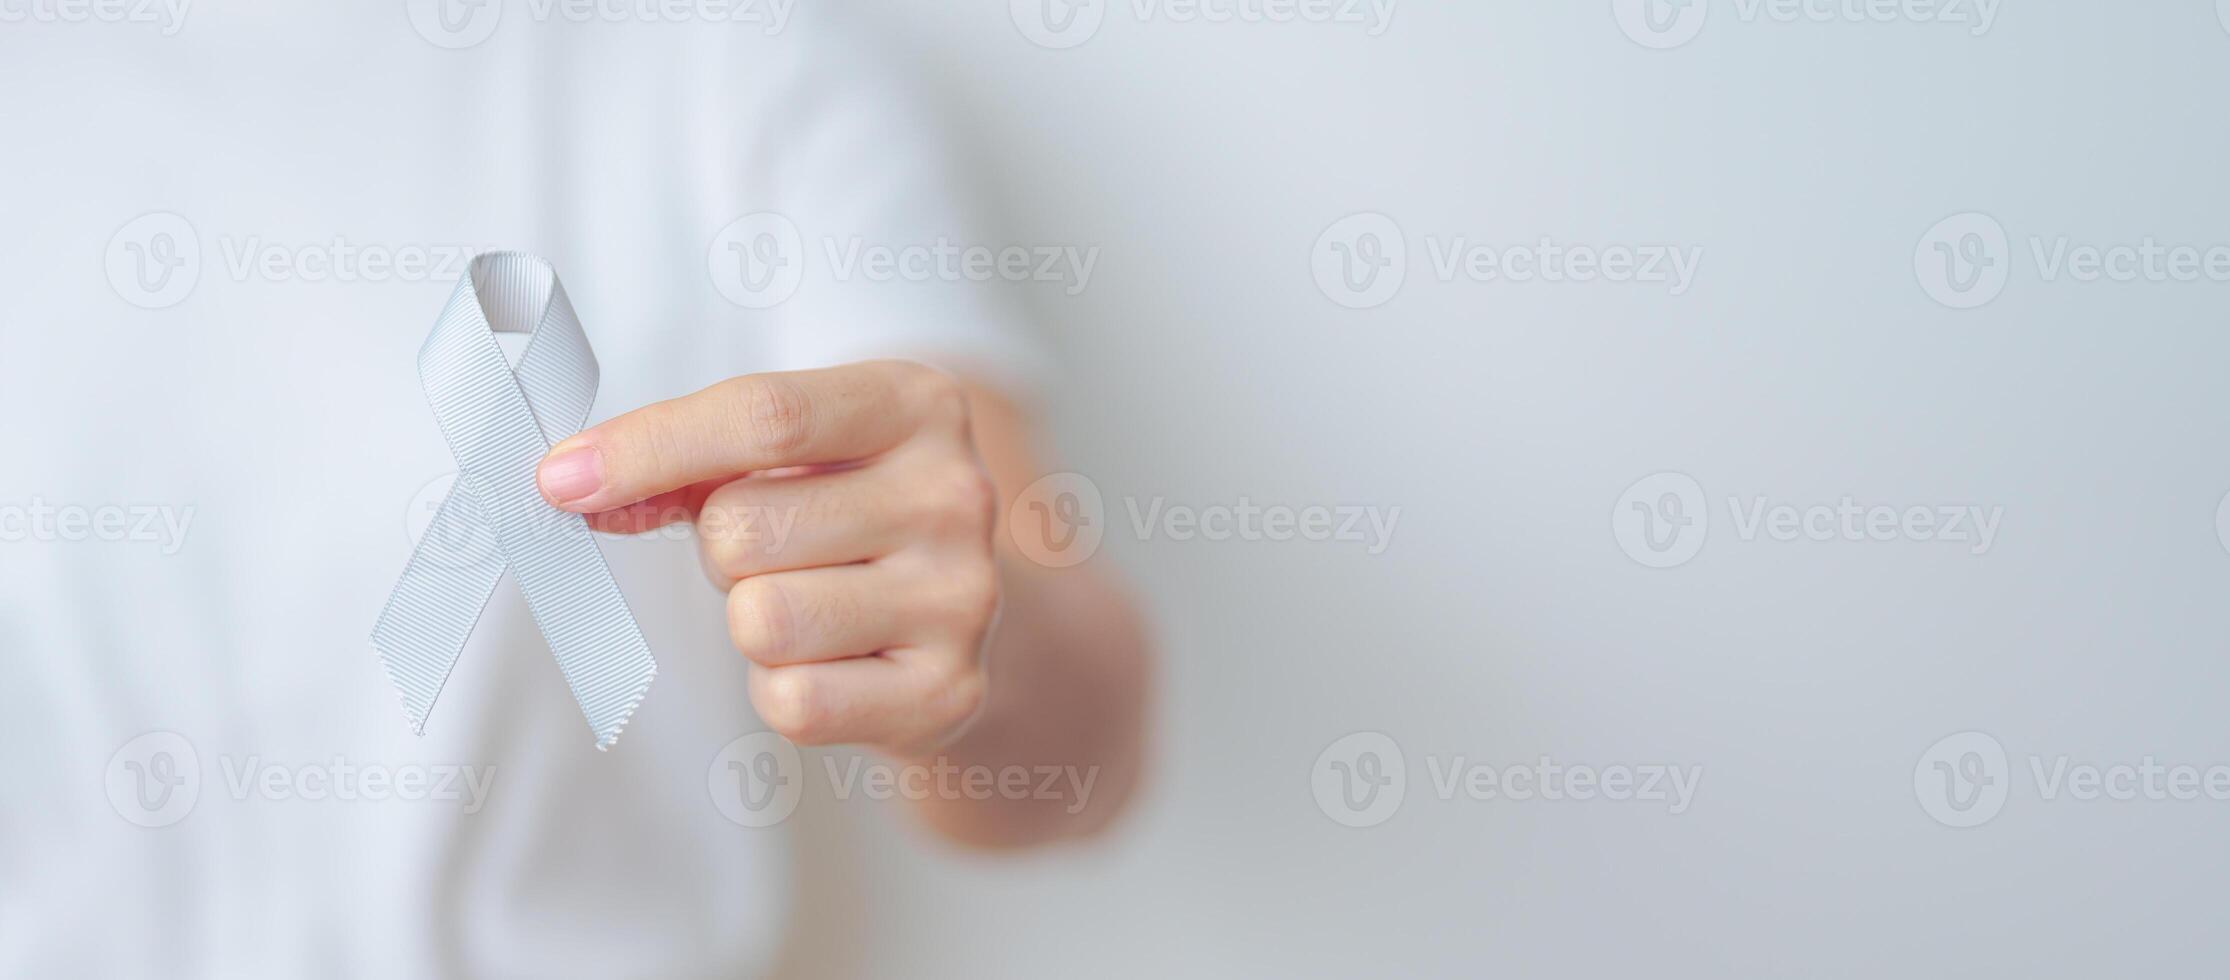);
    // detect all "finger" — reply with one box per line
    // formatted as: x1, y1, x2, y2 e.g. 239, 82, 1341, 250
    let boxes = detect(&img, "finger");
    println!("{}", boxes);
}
538, 360, 962, 513
747, 650, 986, 752
581, 480, 724, 534
695, 461, 968, 586
725, 562, 936, 667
